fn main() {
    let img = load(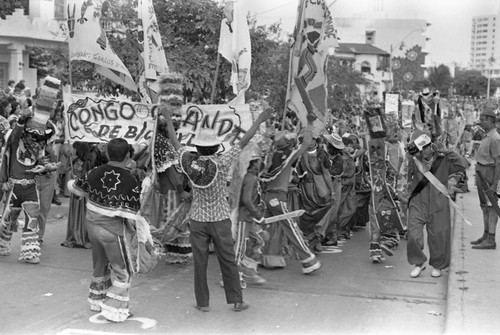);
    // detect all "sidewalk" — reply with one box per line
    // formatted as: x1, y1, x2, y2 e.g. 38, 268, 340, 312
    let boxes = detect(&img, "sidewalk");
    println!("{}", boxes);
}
446, 167, 500, 334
